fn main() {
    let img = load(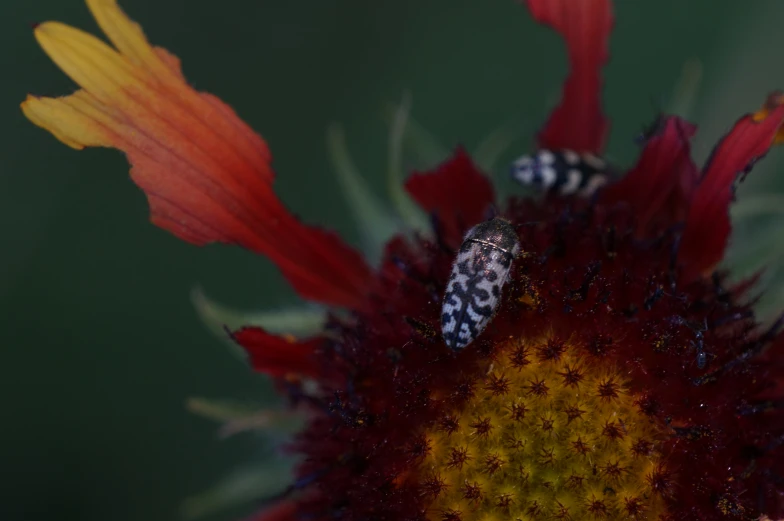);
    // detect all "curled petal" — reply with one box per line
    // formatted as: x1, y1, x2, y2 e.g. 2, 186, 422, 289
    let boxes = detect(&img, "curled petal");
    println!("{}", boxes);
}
404, 147, 495, 247
679, 95, 784, 280
526, 0, 613, 154
21, 0, 373, 308
601, 116, 699, 235
230, 327, 322, 378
